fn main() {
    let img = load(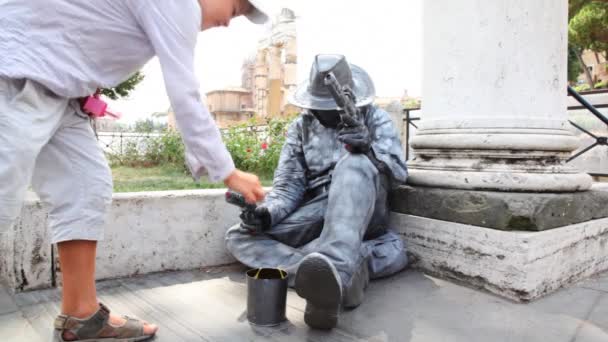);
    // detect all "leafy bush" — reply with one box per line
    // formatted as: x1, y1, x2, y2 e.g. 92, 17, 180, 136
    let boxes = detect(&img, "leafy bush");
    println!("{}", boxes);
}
574, 83, 592, 92
403, 98, 421, 109
106, 116, 295, 178
101, 72, 145, 100
595, 80, 608, 89
143, 131, 186, 166
224, 117, 293, 178
107, 130, 186, 170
